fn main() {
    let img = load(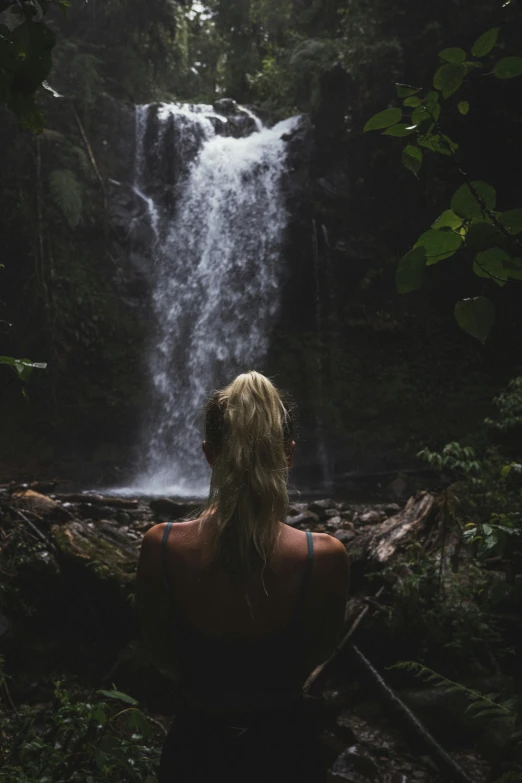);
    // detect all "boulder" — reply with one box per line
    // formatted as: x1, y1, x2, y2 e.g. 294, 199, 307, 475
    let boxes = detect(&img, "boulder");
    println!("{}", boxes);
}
326, 516, 344, 531
357, 510, 383, 525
